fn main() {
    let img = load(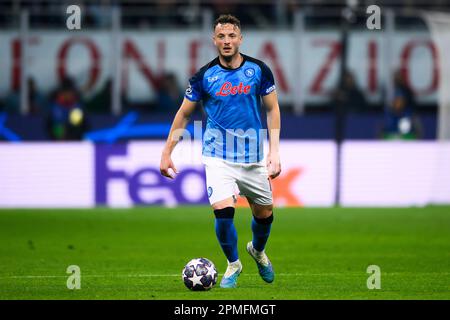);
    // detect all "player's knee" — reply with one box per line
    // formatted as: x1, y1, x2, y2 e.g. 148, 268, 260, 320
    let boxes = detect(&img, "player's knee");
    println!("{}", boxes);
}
213, 206, 235, 219
252, 203, 273, 219
253, 211, 274, 225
